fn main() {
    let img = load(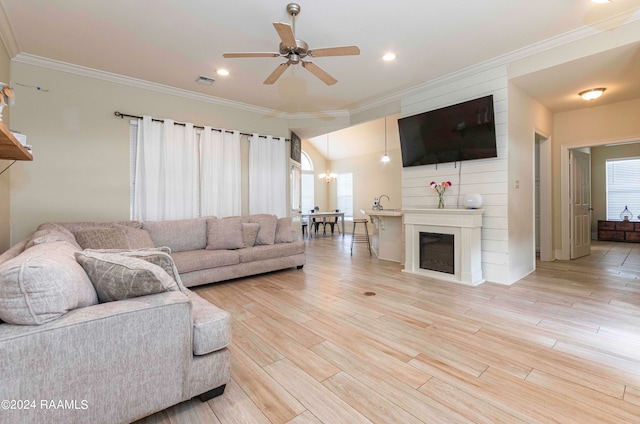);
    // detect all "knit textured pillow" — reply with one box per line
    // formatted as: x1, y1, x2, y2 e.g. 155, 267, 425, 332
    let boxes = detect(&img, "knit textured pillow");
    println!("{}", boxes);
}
75, 250, 179, 303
